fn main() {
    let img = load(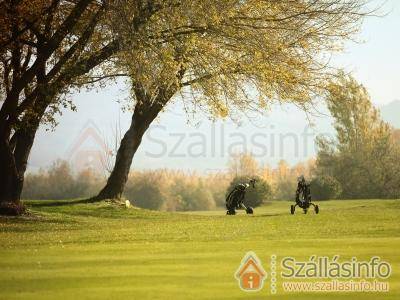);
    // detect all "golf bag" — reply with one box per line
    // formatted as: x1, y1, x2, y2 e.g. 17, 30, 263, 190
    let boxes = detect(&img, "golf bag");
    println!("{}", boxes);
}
225, 181, 254, 215
291, 178, 319, 214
